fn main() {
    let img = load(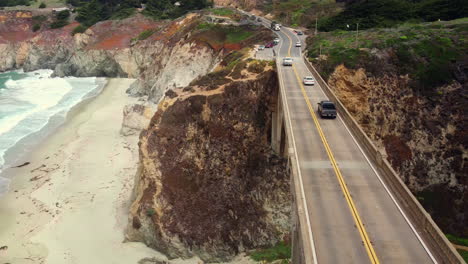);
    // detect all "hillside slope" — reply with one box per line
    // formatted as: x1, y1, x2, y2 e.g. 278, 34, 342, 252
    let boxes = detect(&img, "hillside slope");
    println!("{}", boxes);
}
308, 19, 467, 238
